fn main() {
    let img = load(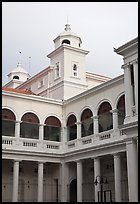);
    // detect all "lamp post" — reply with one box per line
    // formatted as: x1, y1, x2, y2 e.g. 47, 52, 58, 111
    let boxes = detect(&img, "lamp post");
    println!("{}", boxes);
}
94, 175, 108, 202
